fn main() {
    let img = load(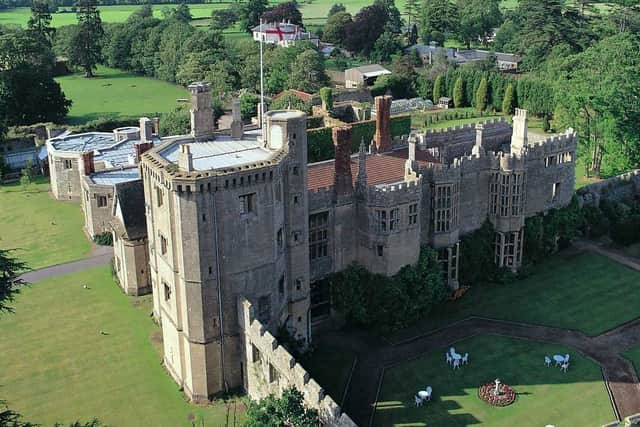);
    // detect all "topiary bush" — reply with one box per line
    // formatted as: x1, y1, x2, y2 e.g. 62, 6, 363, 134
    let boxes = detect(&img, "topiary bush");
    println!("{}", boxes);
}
93, 232, 113, 246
